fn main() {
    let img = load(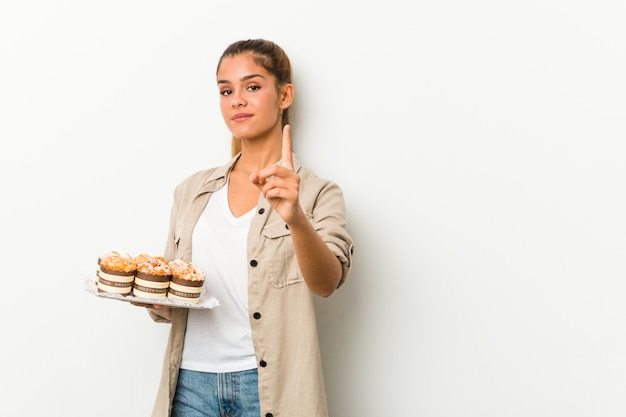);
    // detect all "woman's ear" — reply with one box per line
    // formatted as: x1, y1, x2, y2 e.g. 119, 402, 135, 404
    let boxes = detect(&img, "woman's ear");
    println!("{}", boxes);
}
280, 83, 295, 109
